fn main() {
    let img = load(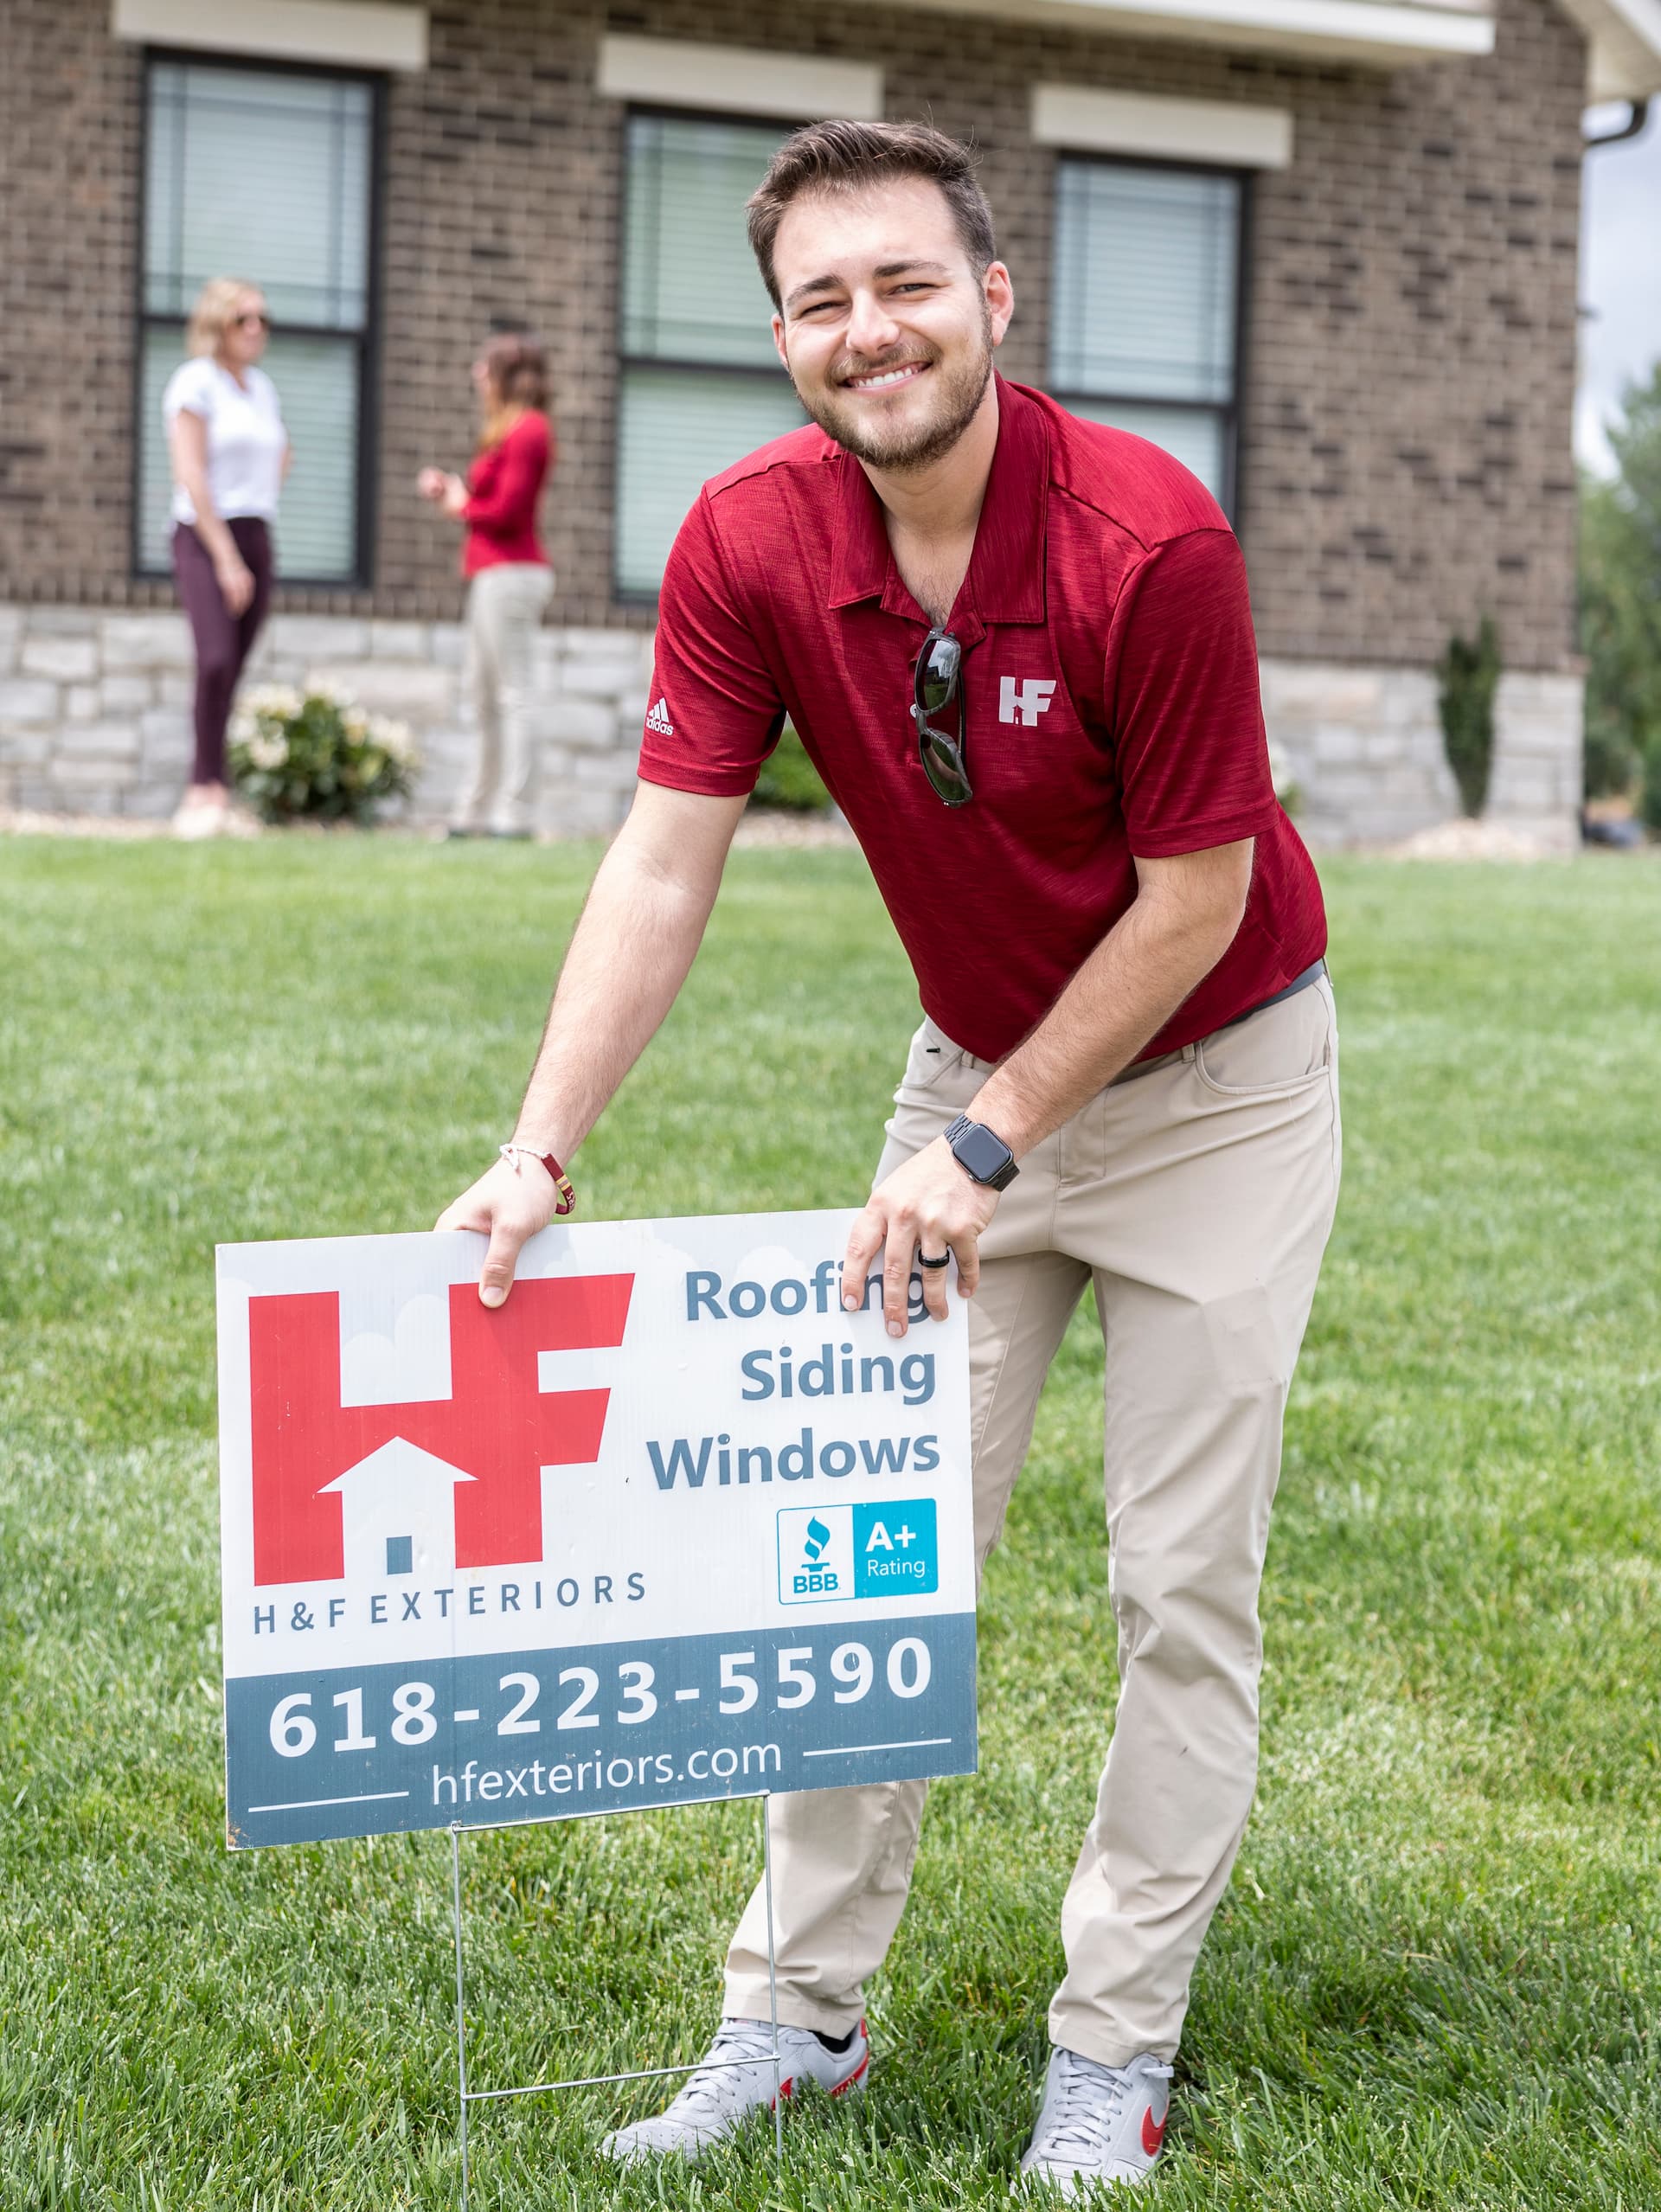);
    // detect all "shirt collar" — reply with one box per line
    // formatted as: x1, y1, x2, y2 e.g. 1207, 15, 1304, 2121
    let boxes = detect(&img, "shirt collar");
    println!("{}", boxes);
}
825, 373, 1049, 632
